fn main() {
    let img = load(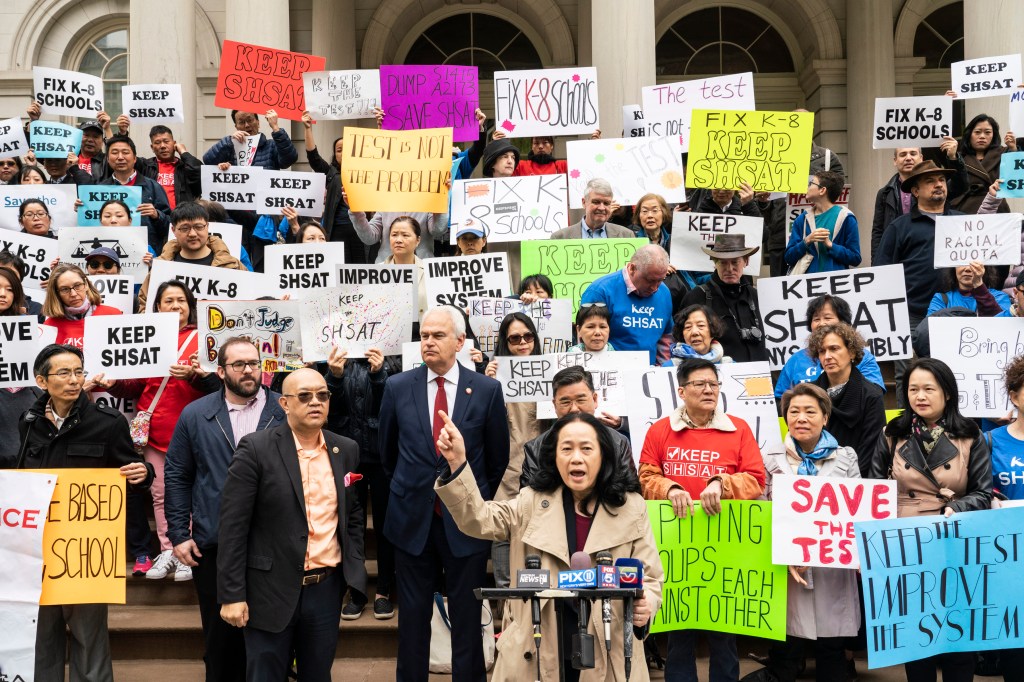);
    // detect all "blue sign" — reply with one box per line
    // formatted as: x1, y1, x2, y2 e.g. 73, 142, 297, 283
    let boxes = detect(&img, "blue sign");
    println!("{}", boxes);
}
855, 507, 1024, 668
76, 186, 142, 227
998, 151, 1024, 198
28, 121, 82, 159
